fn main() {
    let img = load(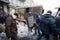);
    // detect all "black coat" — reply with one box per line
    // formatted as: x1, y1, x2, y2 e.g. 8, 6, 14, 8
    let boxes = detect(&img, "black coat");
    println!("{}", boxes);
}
55, 16, 60, 34
40, 14, 56, 35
